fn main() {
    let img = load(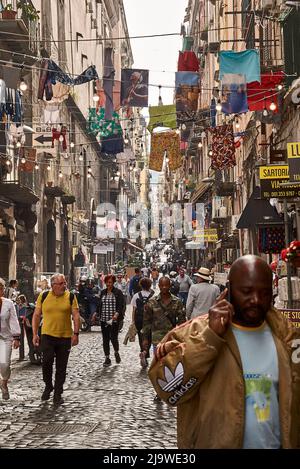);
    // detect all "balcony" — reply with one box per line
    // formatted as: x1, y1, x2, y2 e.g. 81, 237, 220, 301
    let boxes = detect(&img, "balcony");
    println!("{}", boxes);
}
0, 180, 39, 205
0, 2, 40, 64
